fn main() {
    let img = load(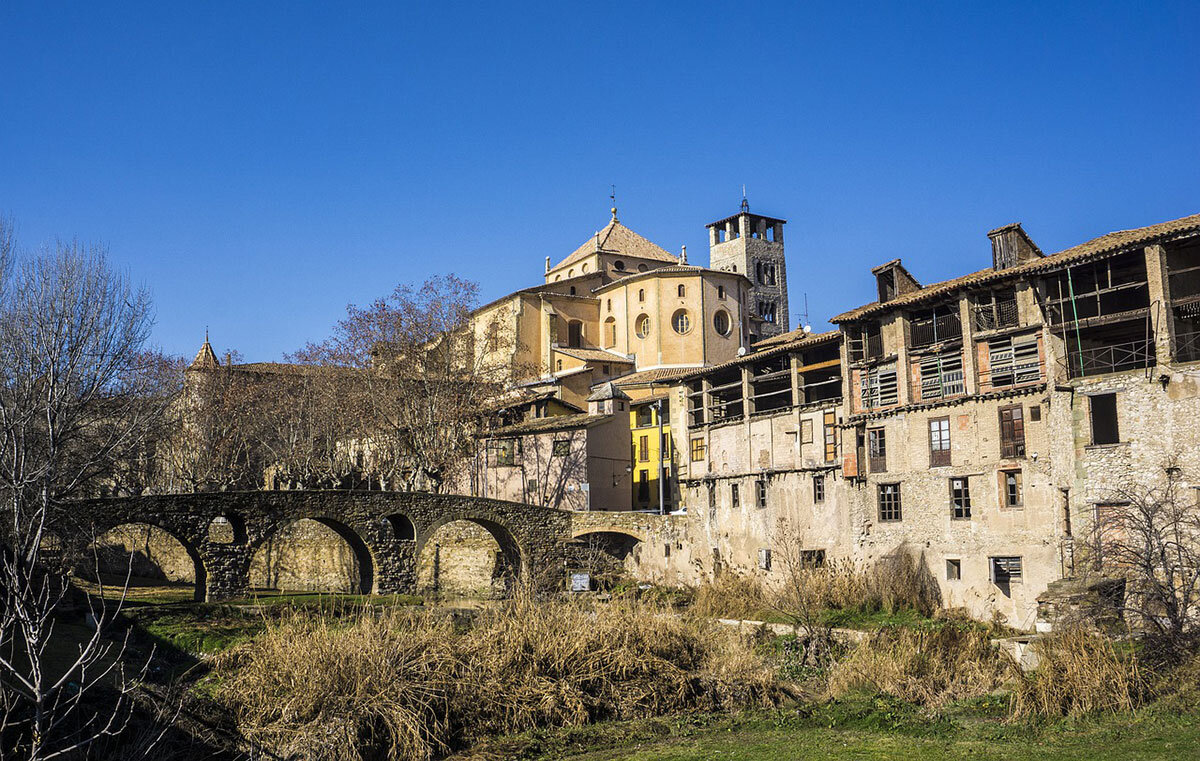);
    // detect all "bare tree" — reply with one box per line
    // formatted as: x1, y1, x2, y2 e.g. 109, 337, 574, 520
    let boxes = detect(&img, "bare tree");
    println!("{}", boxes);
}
1084, 458, 1200, 648
294, 275, 516, 492
0, 228, 174, 759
